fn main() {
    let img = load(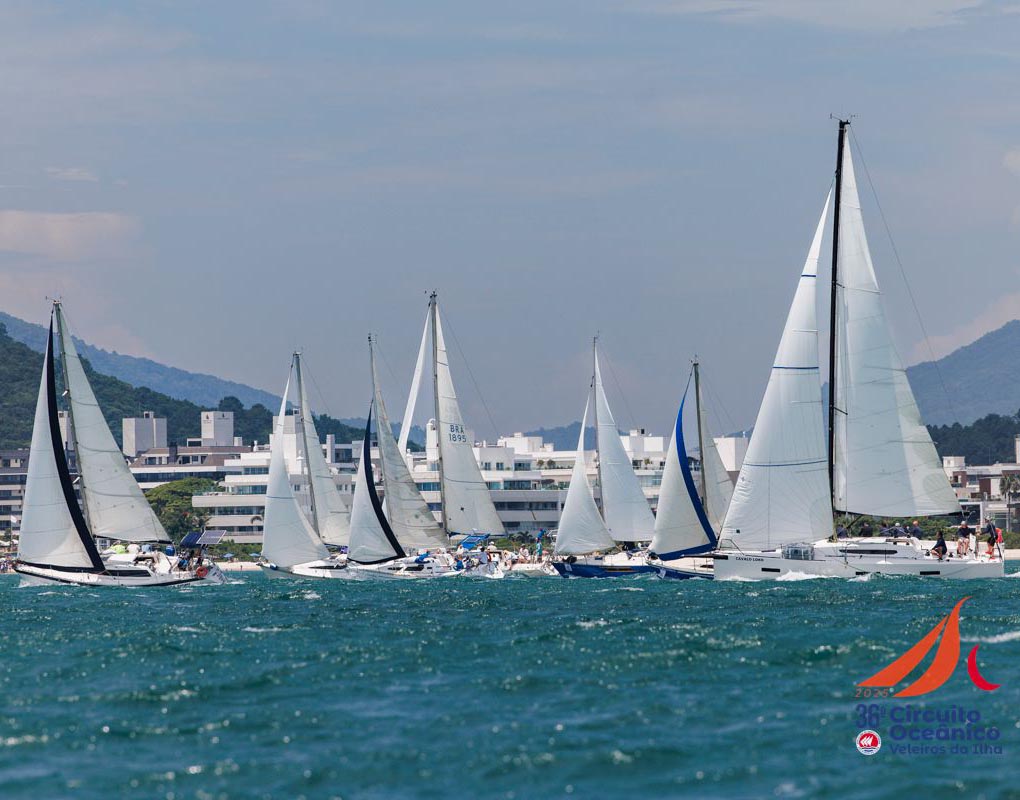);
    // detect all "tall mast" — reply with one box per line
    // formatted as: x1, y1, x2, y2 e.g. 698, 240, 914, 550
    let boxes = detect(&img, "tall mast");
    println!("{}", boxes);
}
592, 336, 605, 521
693, 358, 708, 506
429, 292, 448, 531
827, 119, 848, 508
368, 334, 387, 492
52, 301, 92, 532
293, 352, 320, 535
